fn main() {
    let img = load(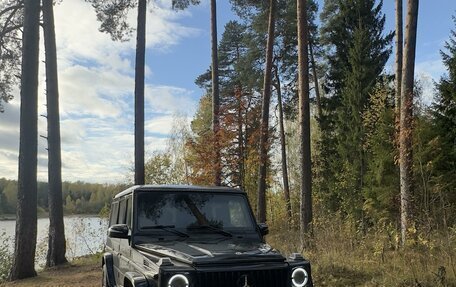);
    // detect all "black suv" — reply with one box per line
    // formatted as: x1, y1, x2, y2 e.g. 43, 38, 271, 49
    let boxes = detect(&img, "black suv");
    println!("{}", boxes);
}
103, 185, 313, 287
